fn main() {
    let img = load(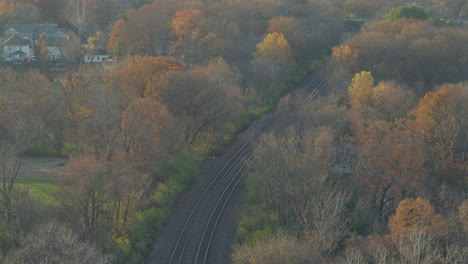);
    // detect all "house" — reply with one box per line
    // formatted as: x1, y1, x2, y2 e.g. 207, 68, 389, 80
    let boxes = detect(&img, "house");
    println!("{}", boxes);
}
2, 24, 69, 63
2, 35, 33, 63
83, 55, 114, 69
47, 37, 68, 61
4, 24, 66, 44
